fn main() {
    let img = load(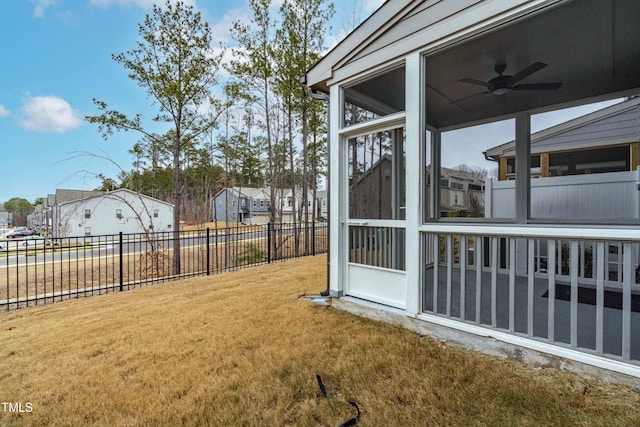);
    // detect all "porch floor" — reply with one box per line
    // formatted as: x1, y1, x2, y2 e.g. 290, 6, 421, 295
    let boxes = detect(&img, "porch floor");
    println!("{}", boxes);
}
423, 266, 640, 363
